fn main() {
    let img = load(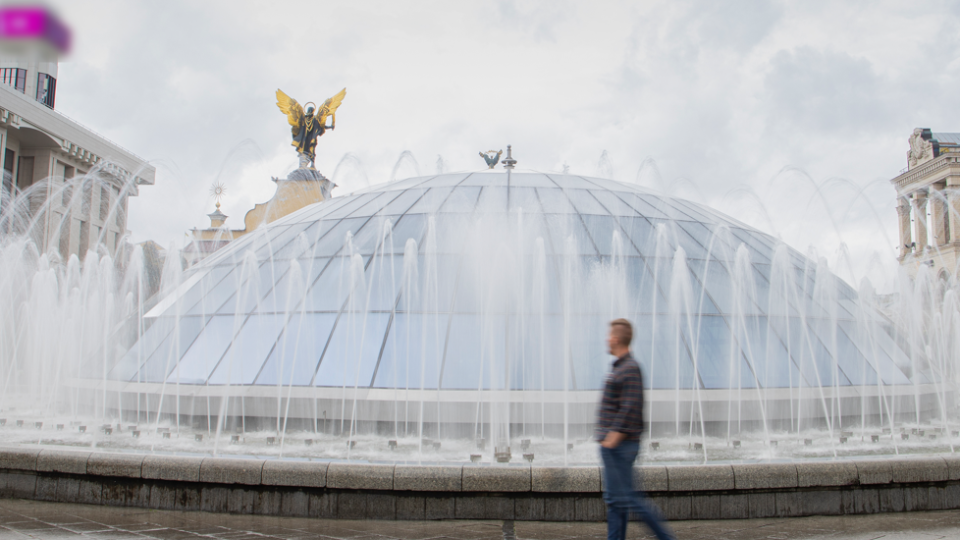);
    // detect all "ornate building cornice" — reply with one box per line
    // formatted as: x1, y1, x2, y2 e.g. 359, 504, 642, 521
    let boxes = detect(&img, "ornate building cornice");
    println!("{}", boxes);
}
0, 108, 21, 128
890, 155, 960, 193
